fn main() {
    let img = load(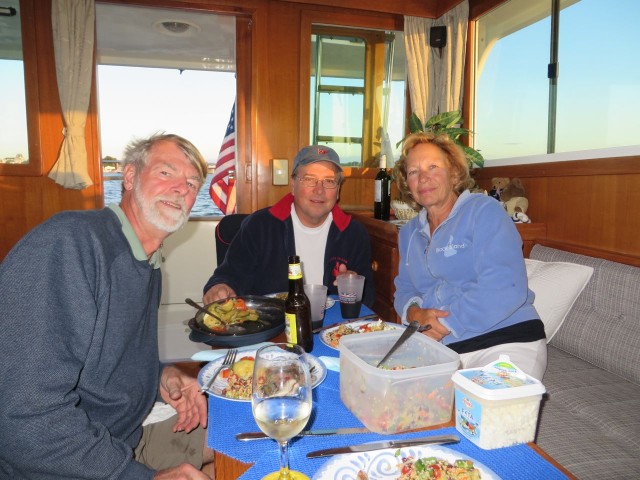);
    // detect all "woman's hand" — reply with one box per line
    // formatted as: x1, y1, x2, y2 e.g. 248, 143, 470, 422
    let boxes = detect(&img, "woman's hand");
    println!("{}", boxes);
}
159, 365, 208, 433
407, 305, 450, 341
